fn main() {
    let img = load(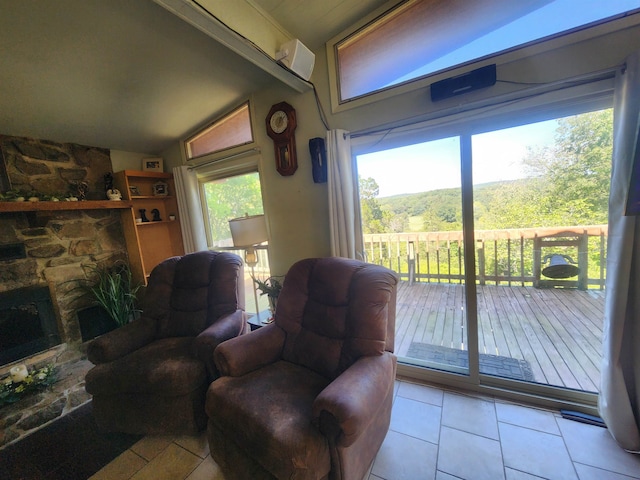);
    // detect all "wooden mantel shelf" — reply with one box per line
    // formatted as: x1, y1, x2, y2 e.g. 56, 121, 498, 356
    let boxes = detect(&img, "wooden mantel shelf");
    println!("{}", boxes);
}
0, 200, 134, 213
